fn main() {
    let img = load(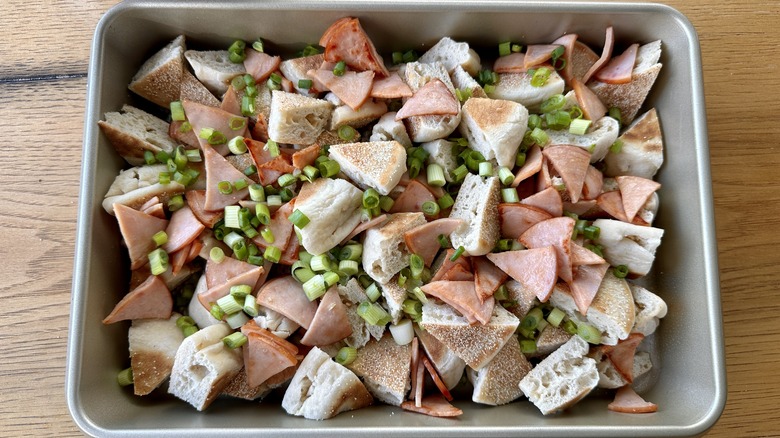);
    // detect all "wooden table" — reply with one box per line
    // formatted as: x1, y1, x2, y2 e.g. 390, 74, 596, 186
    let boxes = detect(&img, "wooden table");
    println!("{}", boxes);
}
1, 0, 777, 436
